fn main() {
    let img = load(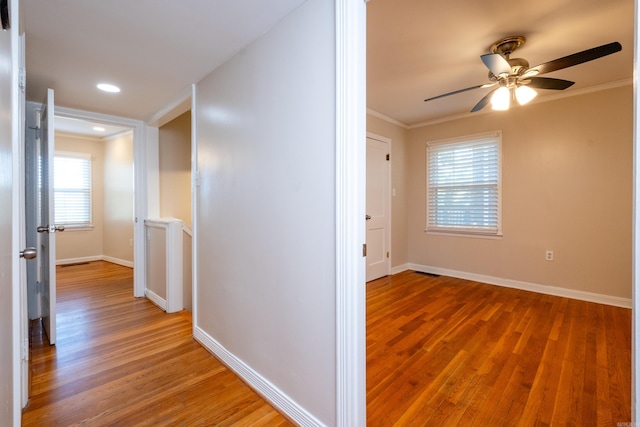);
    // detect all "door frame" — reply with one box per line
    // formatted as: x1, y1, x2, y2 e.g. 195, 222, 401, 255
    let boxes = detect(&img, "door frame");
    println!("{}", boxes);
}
53, 106, 147, 297
365, 132, 392, 280
16, 32, 28, 409
335, 0, 367, 424
146, 86, 194, 321
9, 0, 23, 422
634, 0, 640, 419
